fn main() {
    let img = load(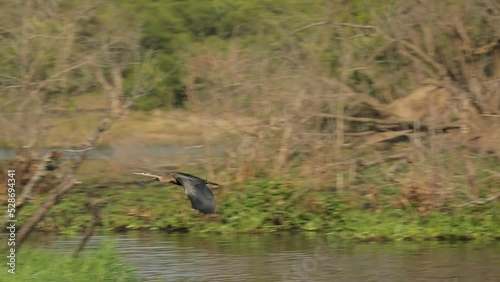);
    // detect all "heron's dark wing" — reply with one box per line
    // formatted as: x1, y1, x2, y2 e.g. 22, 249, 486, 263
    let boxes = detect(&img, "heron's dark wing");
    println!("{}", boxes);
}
172, 172, 207, 183
187, 181, 216, 214
174, 174, 216, 214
